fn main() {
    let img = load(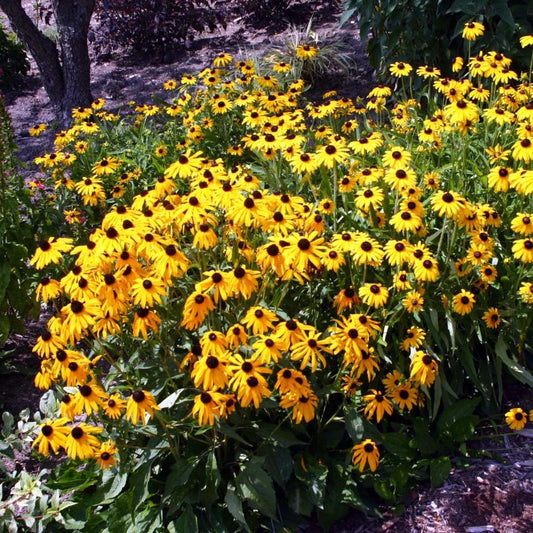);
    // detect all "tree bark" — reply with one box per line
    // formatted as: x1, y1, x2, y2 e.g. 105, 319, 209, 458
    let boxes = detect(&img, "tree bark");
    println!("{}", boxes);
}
52, 0, 95, 125
0, 0, 95, 127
